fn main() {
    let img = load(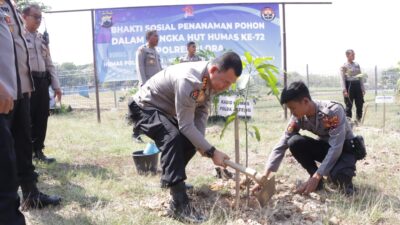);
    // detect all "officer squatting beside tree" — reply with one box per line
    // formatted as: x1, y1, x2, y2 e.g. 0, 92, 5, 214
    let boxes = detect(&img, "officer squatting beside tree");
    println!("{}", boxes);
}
252, 81, 360, 197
